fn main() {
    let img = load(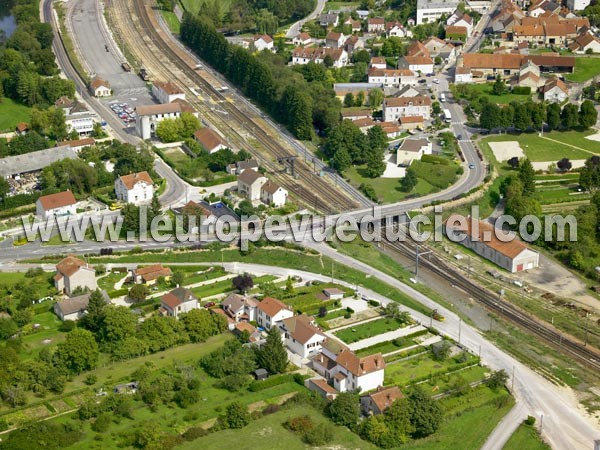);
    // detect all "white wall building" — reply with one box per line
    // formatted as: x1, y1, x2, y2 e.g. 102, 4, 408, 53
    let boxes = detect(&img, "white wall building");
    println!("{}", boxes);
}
368, 68, 417, 87
256, 297, 294, 330
36, 190, 77, 219
160, 288, 200, 319
417, 0, 460, 24
383, 96, 432, 121
261, 180, 288, 207
567, 0, 590, 10
135, 103, 182, 140
66, 112, 95, 135
152, 81, 186, 104
279, 315, 326, 359
115, 171, 154, 205
396, 138, 433, 166
238, 169, 268, 201
54, 256, 97, 296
